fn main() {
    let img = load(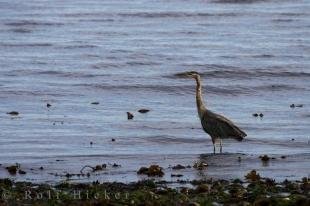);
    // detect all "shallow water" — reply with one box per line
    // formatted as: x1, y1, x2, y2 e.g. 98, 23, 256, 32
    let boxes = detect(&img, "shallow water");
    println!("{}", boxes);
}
0, 0, 309, 182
